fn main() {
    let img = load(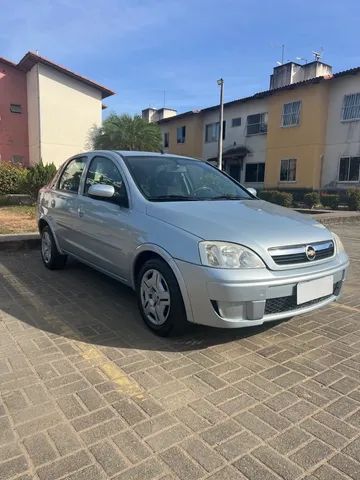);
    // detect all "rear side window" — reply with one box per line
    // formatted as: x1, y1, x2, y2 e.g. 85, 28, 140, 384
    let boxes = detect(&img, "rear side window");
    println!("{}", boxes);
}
58, 157, 86, 192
